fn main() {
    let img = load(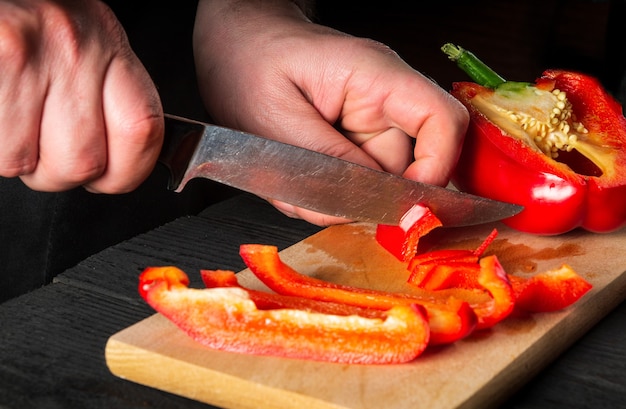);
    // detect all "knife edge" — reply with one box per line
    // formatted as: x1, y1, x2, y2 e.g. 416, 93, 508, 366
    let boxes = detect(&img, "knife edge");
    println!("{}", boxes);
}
159, 114, 523, 227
